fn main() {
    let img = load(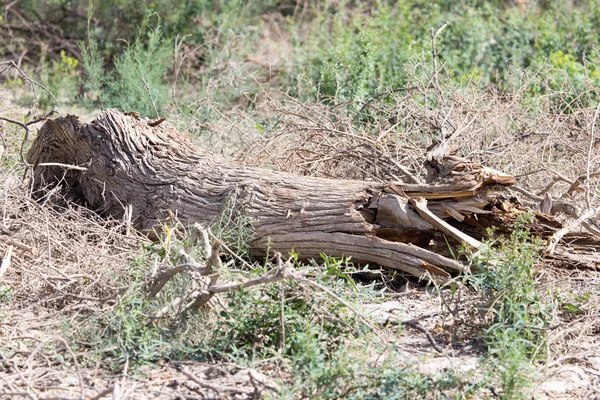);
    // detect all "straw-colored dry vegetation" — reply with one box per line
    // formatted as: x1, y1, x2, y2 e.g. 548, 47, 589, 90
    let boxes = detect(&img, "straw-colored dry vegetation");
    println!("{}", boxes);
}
2, 1, 600, 399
